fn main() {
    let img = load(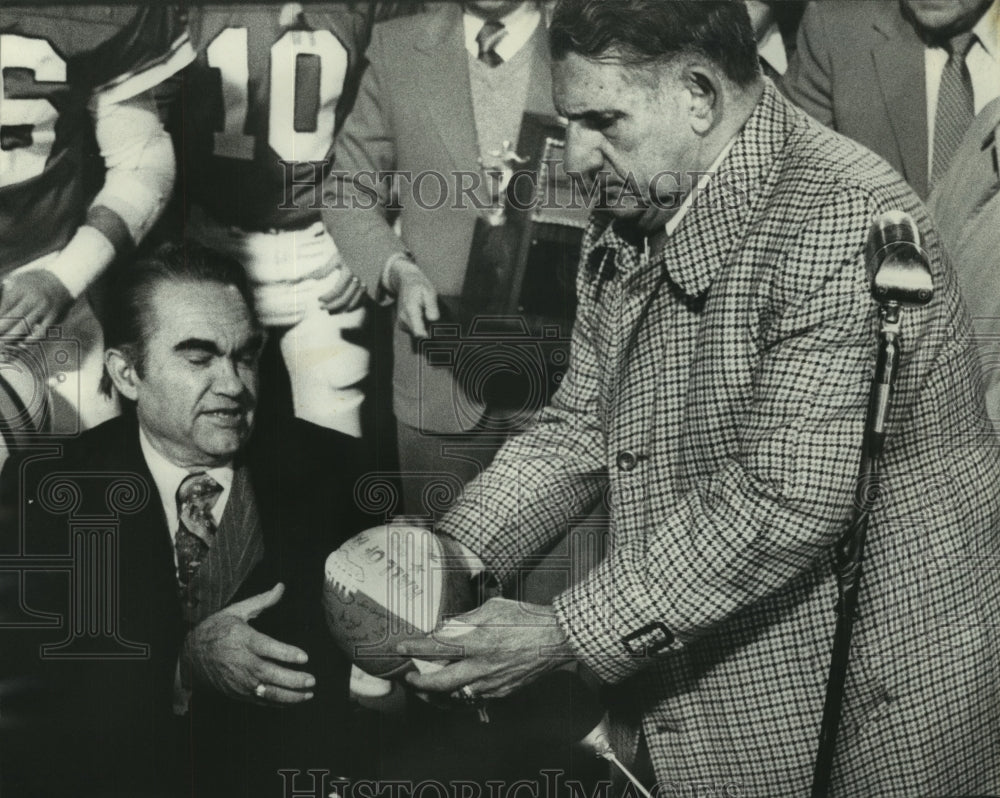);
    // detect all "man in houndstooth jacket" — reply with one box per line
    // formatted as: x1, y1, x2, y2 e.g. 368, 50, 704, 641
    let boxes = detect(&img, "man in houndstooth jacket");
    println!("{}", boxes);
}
402, 1, 1000, 794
